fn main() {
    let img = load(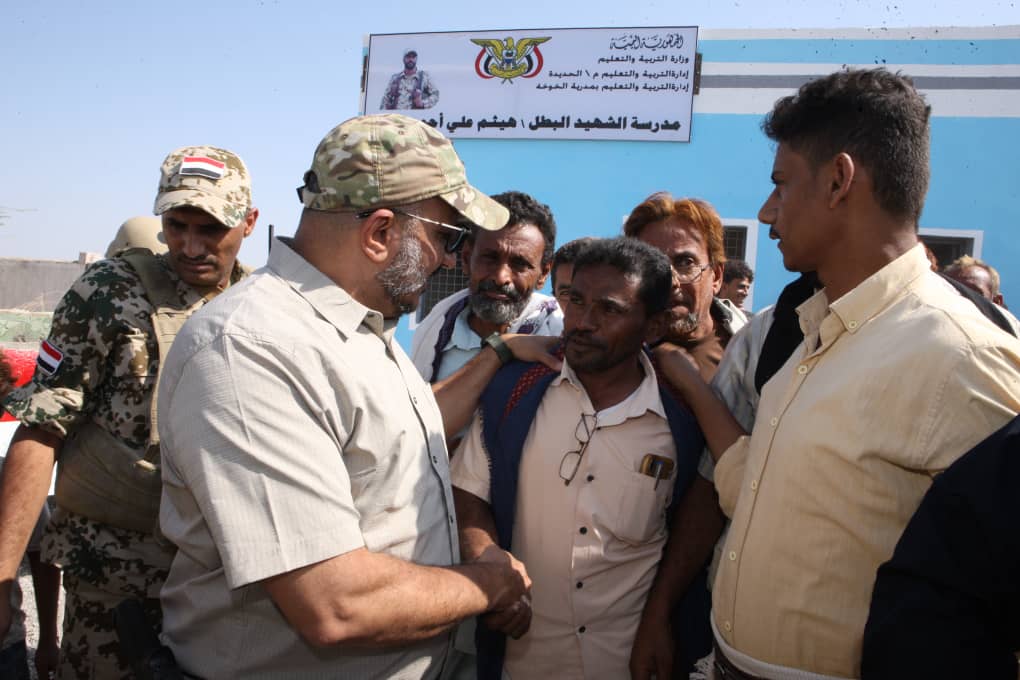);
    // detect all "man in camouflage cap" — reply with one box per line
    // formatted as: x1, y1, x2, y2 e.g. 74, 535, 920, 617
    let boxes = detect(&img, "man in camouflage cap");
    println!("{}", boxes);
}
156, 114, 533, 679
0, 145, 256, 679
